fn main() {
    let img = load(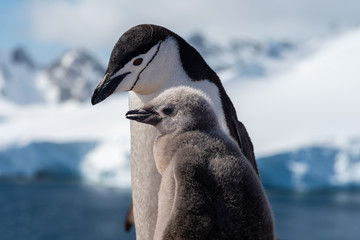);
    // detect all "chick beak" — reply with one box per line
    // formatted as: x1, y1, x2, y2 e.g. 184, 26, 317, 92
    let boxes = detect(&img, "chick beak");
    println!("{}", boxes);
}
125, 109, 159, 125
